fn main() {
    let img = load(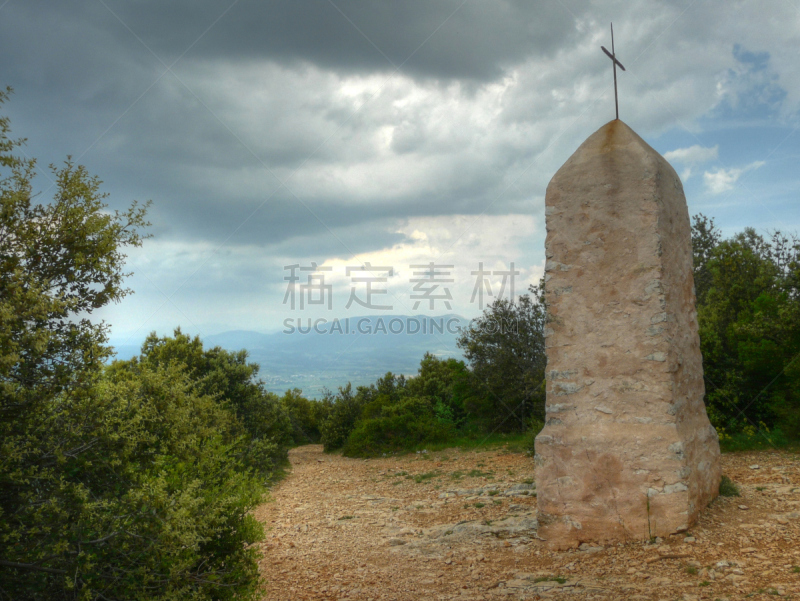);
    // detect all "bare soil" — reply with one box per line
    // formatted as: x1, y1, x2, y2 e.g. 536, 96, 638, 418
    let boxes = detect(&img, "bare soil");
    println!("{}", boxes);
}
254, 444, 800, 600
